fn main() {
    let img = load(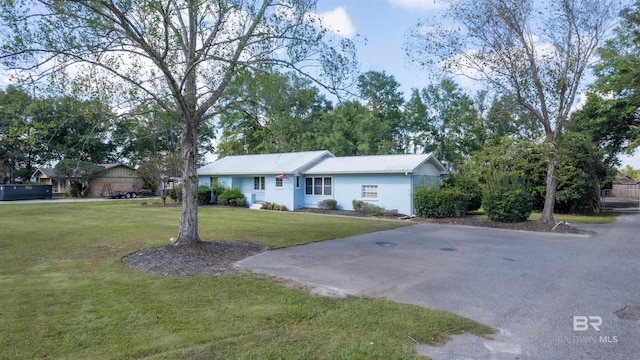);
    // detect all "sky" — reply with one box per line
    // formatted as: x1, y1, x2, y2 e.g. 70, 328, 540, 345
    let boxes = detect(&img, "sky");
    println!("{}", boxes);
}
314, 0, 640, 169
